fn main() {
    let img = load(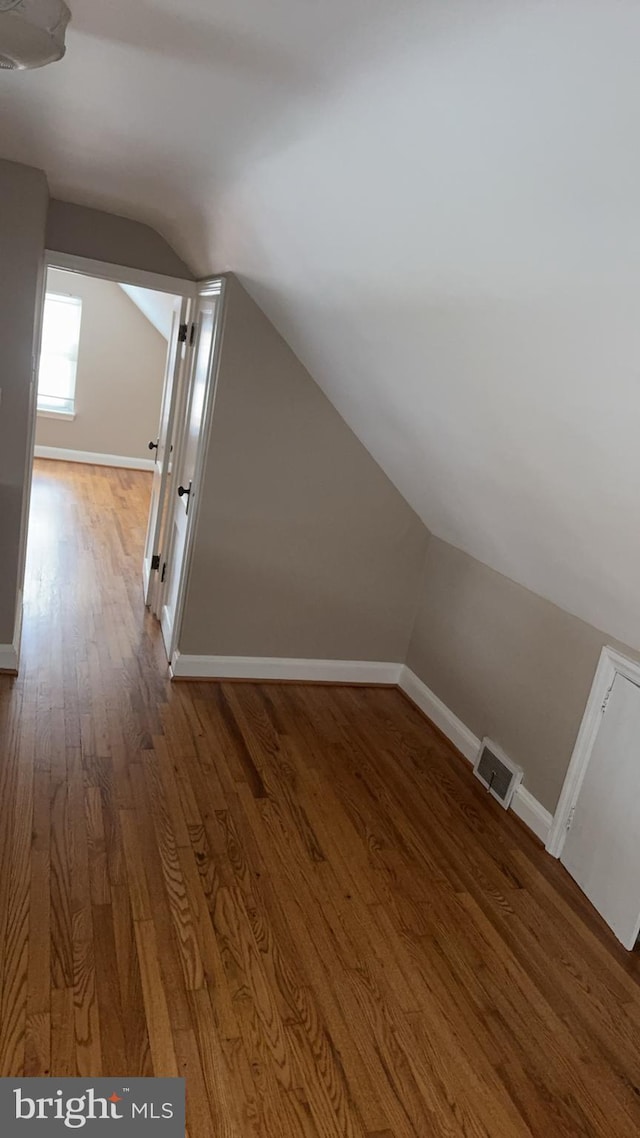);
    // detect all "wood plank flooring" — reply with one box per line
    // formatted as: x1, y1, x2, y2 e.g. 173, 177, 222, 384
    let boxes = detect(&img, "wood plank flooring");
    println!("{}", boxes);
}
1, 458, 640, 1136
